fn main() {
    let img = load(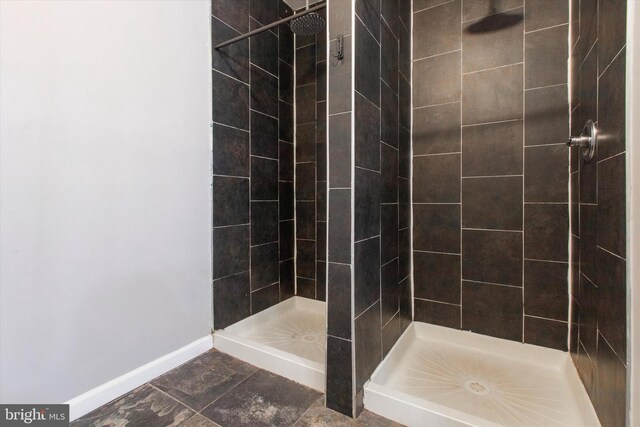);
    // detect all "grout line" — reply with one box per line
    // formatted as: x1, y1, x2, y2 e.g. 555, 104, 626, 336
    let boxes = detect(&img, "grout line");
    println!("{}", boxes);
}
212, 68, 250, 87
413, 0, 455, 15
148, 384, 201, 415
462, 279, 523, 289
460, 118, 522, 128
198, 369, 259, 414
413, 48, 462, 63
524, 22, 569, 35
212, 120, 250, 134
462, 62, 523, 76
213, 270, 250, 283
